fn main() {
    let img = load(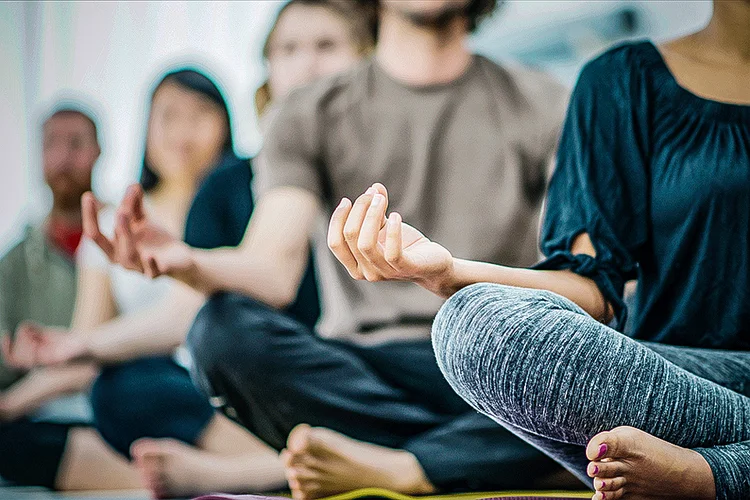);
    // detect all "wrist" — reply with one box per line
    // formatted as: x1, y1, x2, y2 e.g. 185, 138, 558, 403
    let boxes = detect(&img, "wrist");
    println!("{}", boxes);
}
419, 258, 460, 298
176, 246, 201, 285
0, 388, 25, 421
